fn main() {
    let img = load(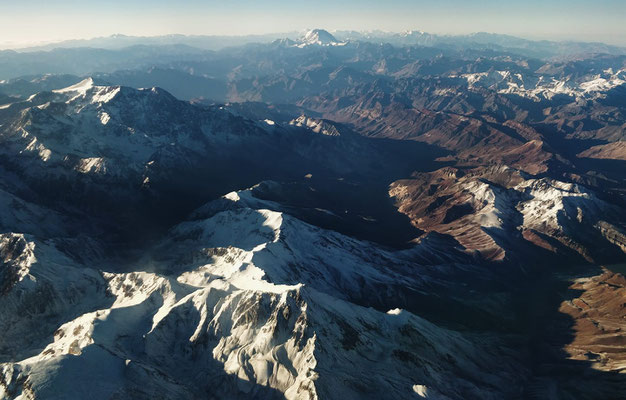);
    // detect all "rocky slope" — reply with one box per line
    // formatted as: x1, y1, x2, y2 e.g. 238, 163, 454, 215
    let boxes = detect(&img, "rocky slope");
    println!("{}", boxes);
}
560, 268, 626, 373
390, 165, 626, 263
0, 190, 525, 399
